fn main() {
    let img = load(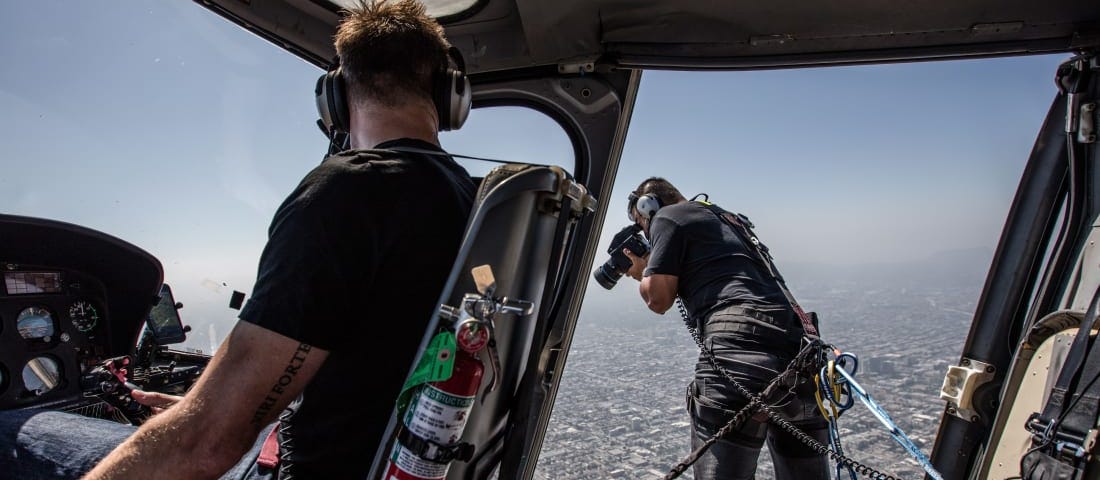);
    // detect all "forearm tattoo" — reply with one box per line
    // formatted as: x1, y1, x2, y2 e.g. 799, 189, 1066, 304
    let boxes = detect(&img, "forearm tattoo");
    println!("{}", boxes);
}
252, 343, 312, 426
